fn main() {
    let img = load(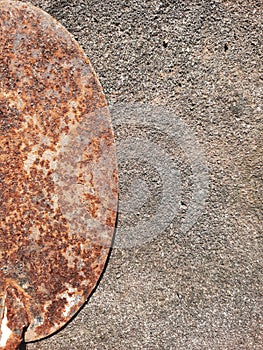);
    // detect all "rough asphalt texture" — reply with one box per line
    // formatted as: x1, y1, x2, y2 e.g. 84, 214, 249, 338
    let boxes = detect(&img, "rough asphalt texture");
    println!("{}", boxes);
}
22, 0, 262, 349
